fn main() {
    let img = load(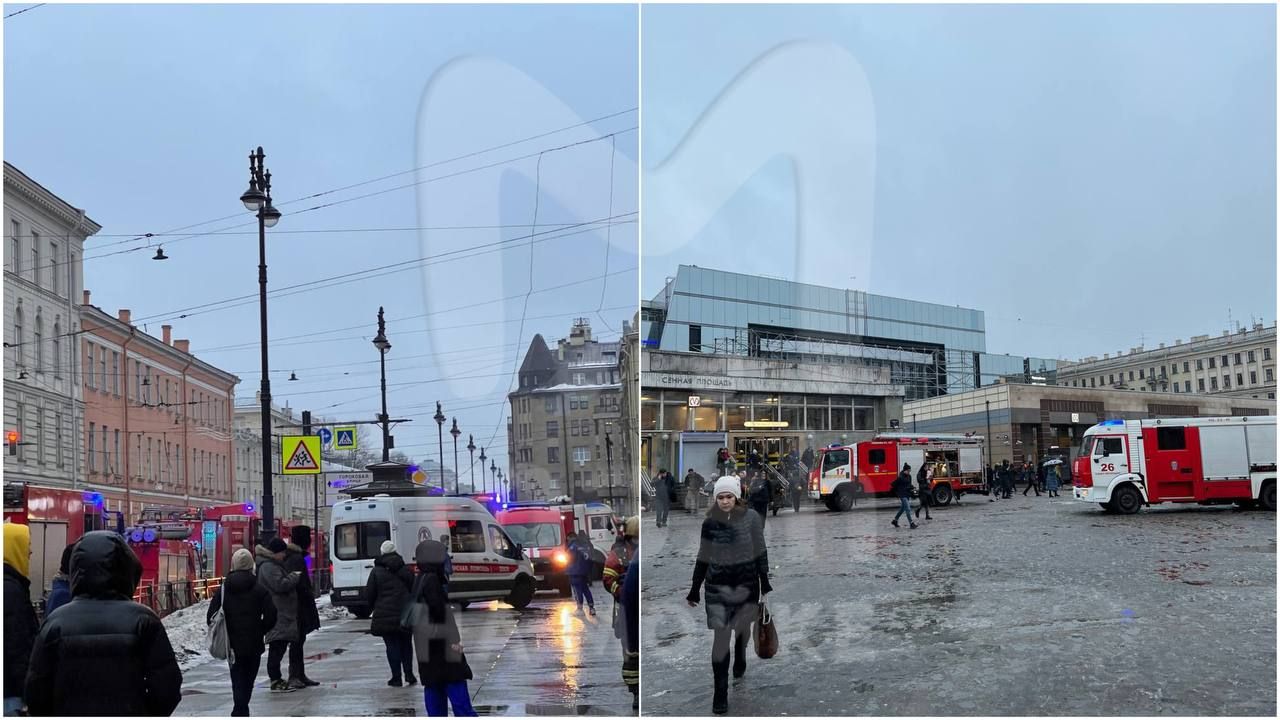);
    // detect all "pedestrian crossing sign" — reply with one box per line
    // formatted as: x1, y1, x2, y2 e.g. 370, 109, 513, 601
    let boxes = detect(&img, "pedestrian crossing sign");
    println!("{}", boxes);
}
282, 435, 322, 475
334, 426, 358, 451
